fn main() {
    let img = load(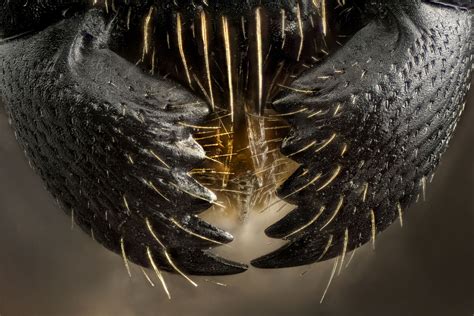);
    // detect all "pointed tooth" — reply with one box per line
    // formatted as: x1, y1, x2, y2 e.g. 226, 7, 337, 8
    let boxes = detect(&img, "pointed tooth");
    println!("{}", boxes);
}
276, 167, 325, 204
156, 136, 208, 168
175, 215, 234, 246
171, 249, 248, 276
251, 234, 332, 269
265, 206, 319, 239
272, 92, 305, 113
171, 171, 217, 206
